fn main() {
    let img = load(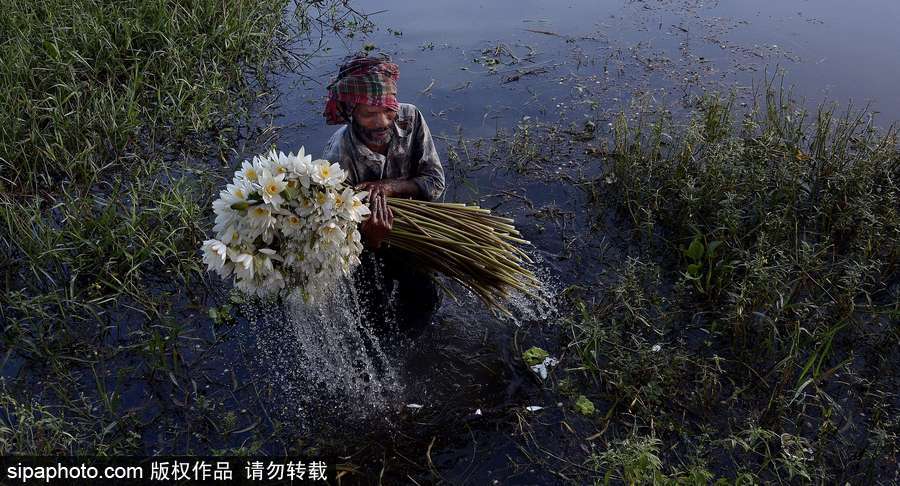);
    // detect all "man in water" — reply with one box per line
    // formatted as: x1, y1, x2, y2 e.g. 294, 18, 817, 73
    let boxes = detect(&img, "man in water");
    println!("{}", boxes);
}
322, 53, 445, 341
